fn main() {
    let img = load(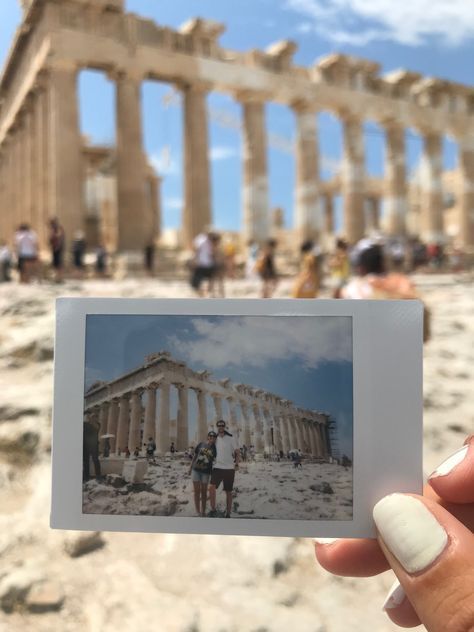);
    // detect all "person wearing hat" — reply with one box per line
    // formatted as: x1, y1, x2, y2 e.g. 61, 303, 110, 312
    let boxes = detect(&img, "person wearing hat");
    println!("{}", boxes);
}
189, 431, 217, 517
208, 420, 240, 518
